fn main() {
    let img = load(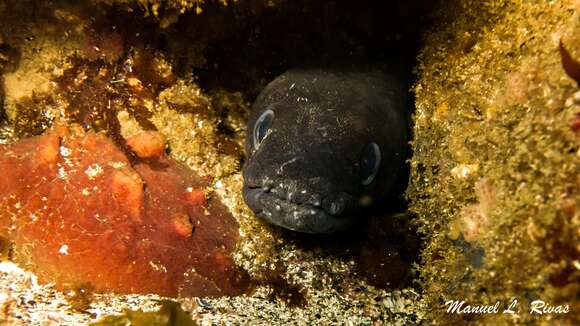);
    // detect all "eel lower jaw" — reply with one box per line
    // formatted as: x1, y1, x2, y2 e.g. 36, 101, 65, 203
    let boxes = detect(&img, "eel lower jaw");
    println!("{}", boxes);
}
242, 186, 356, 234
